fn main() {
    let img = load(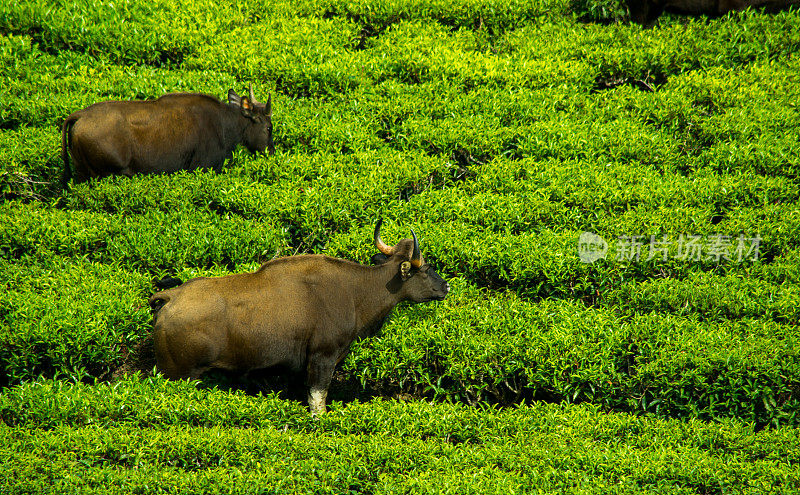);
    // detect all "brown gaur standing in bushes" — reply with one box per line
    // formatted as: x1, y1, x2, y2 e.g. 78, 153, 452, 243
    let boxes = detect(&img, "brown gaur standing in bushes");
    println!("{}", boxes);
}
61, 84, 274, 185
149, 220, 450, 414
626, 0, 799, 26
